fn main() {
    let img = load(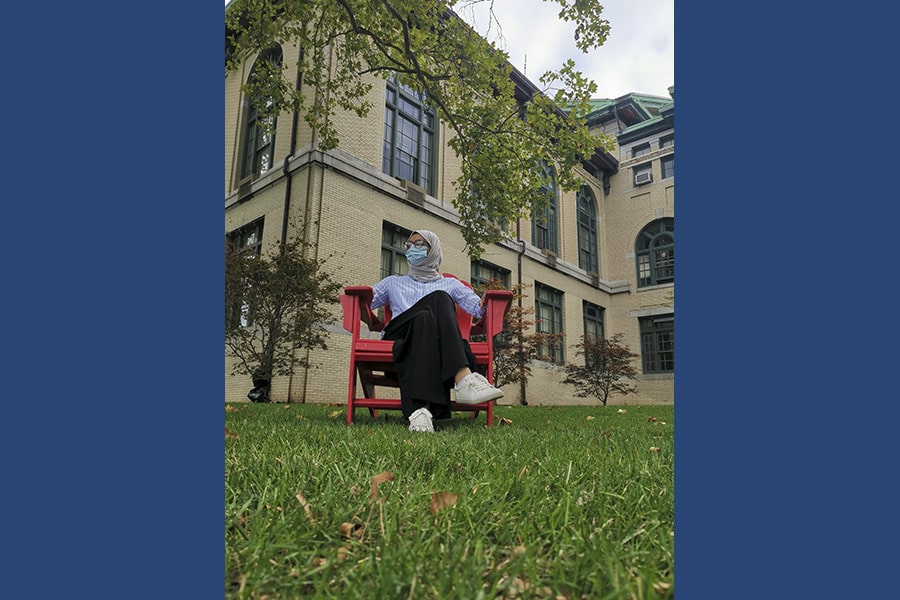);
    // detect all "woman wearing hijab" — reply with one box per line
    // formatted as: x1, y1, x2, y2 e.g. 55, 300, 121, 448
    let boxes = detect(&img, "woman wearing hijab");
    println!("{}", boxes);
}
371, 230, 504, 432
